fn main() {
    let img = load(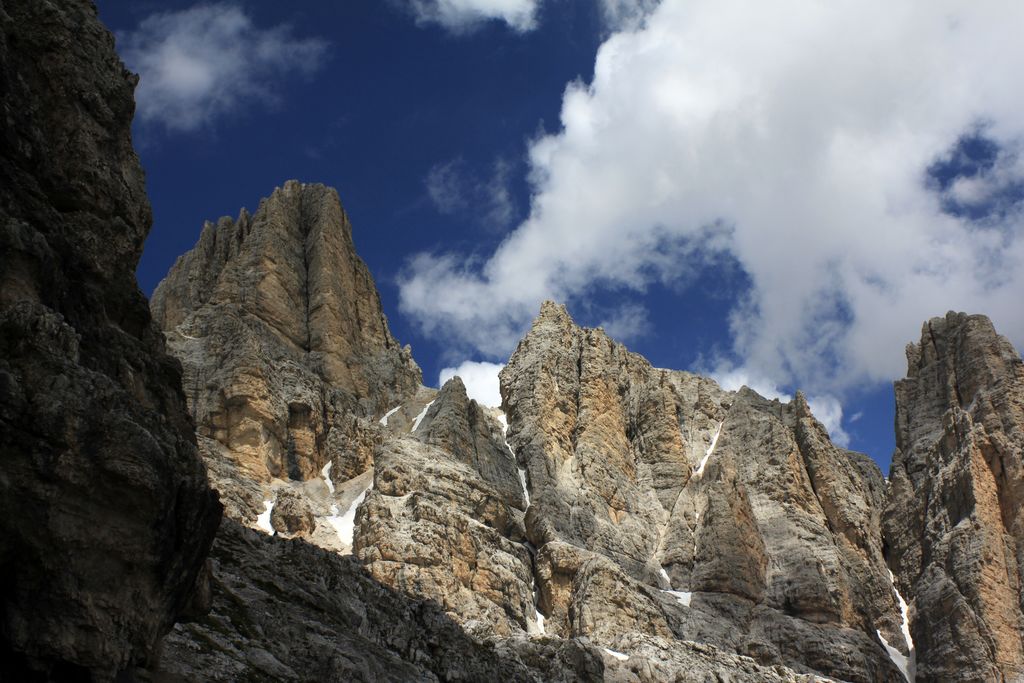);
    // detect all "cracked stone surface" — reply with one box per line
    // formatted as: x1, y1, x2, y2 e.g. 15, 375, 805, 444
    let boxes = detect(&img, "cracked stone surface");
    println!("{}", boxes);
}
885, 312, 1024, 681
